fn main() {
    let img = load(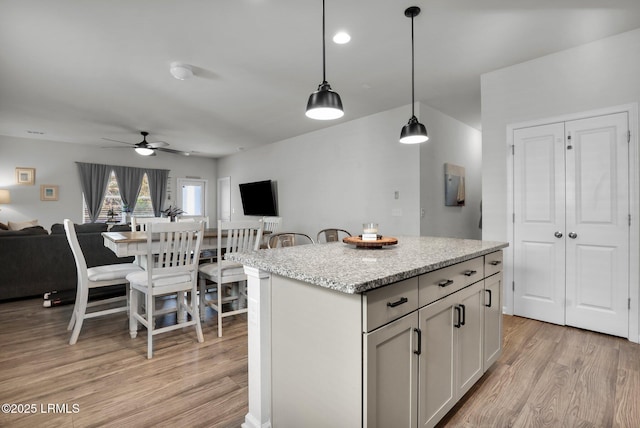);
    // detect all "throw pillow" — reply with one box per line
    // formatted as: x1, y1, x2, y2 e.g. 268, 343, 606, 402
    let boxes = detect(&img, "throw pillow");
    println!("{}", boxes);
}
8, 219, 38, 230
0, 222, 8, 230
